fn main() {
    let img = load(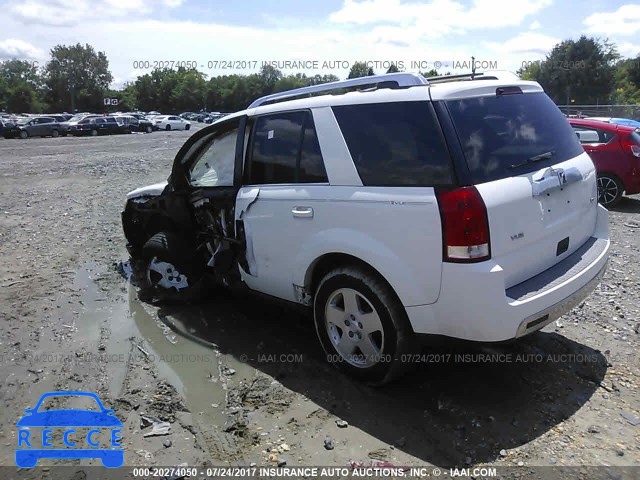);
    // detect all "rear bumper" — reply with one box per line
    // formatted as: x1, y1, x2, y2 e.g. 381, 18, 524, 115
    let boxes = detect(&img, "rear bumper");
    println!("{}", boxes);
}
406, 204, 609, 341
